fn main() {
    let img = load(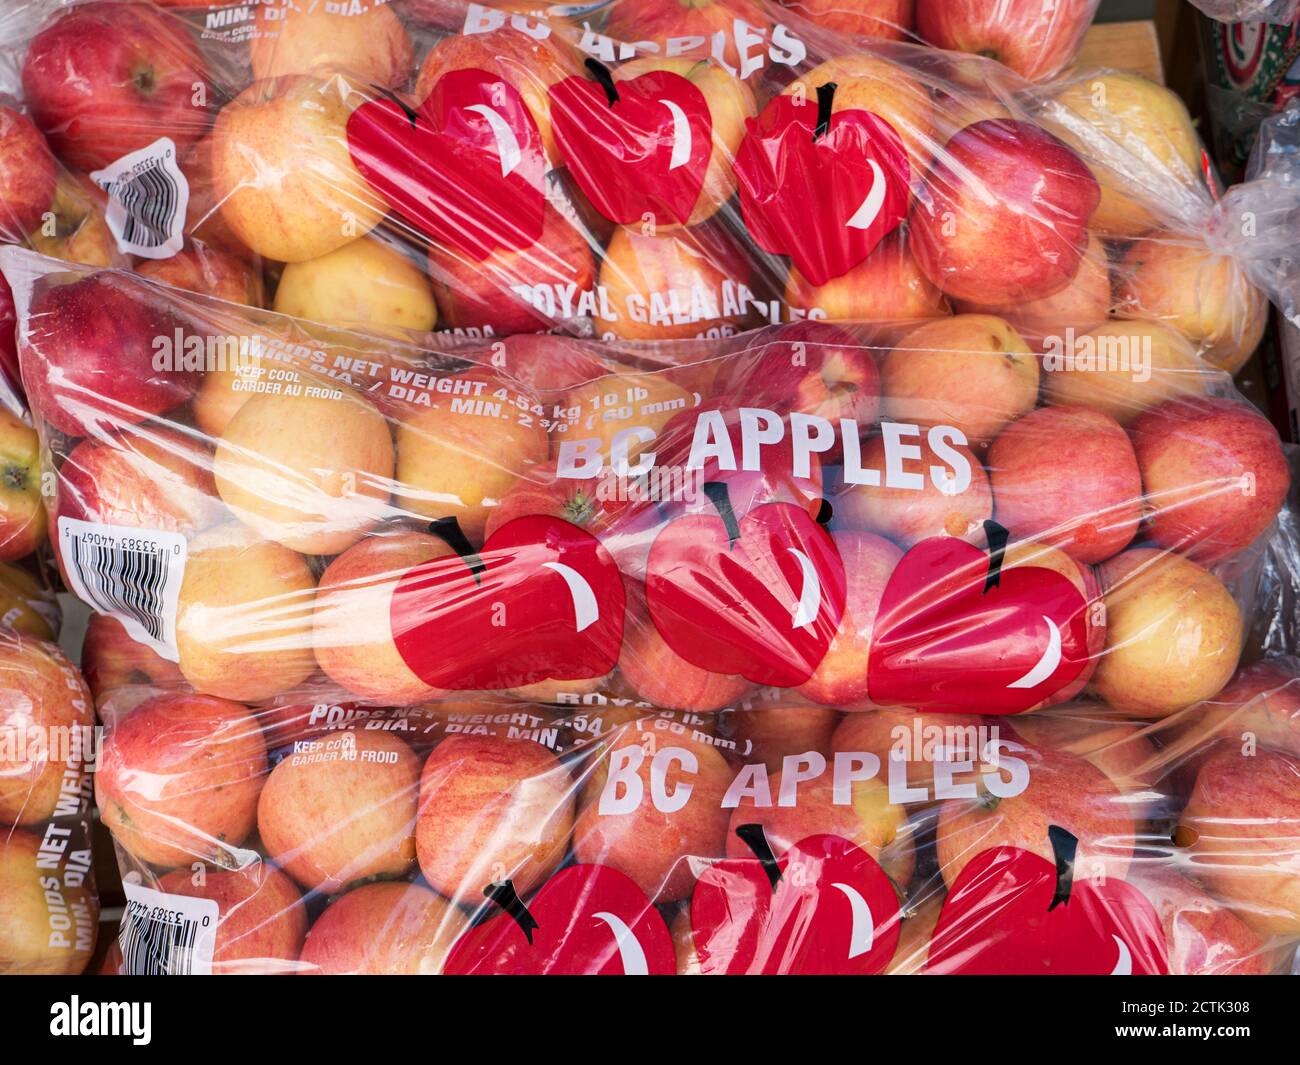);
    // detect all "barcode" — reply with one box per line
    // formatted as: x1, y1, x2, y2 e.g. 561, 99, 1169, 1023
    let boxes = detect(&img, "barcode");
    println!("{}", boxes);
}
91, 137, 189, 259
101, 161, 181, 249
119, 884, 217, 976
58, 518, 187, 662
70, 536, 173, 642
120, 904, 201, 976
